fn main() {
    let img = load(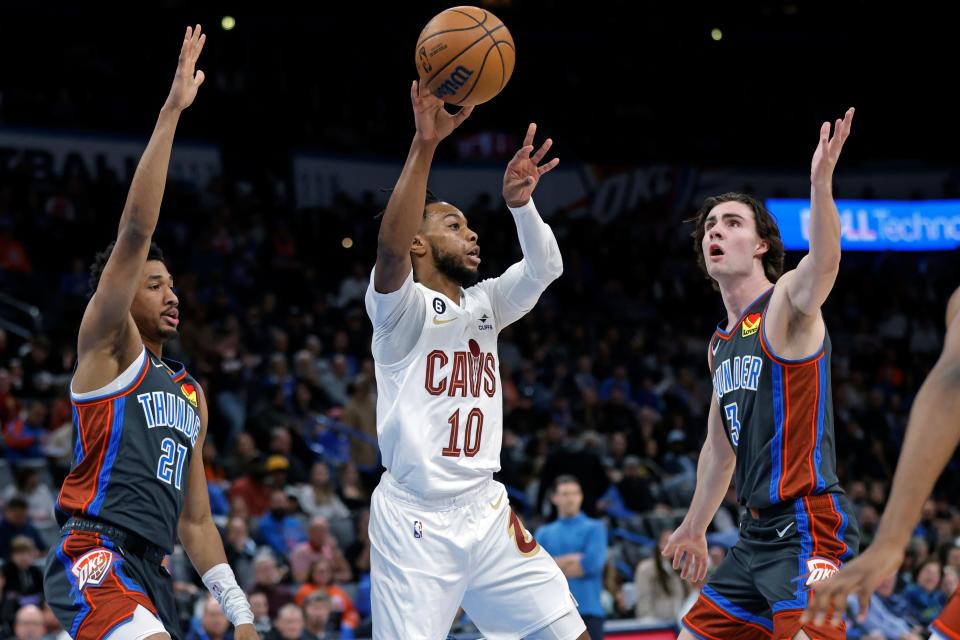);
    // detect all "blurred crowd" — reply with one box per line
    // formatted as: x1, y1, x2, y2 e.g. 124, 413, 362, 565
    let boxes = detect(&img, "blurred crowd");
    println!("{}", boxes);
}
1, 147, 959, 640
